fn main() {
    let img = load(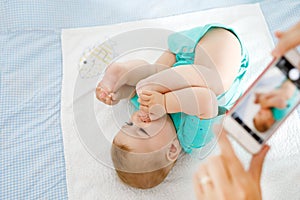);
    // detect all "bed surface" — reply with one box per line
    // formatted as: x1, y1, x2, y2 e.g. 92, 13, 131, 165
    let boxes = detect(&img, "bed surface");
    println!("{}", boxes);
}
1, 0, 300, 199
